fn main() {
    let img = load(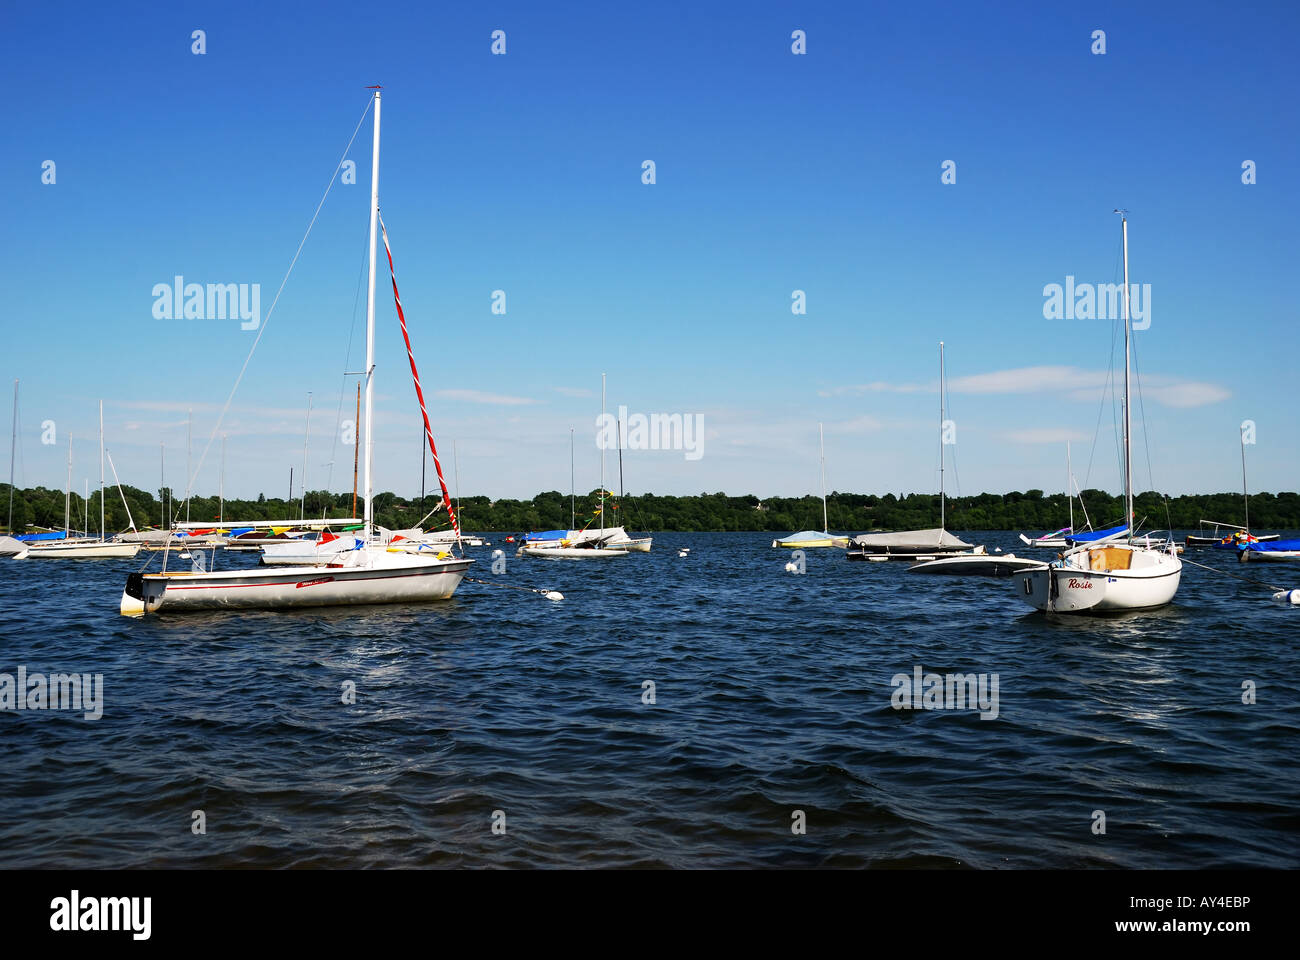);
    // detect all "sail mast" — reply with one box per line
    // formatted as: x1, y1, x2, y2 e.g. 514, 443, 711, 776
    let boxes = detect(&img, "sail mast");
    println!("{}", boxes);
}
1067, 441, 1073, 531
351, 383, 360, 519
819, 421, 827, 533
938, 341, 945, 532
219, 434, 225, 527
185, 408, 191, 524
6, 379, 15, 534
99, 399, 105, 540
1240, 423, 1250, 534
65, 432, 72, 535
570, 427, 575, 529
1119, 211, 1133, 540
363, 88, 381, 539
600, 373, 606, 539
300, 391, 312, 523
